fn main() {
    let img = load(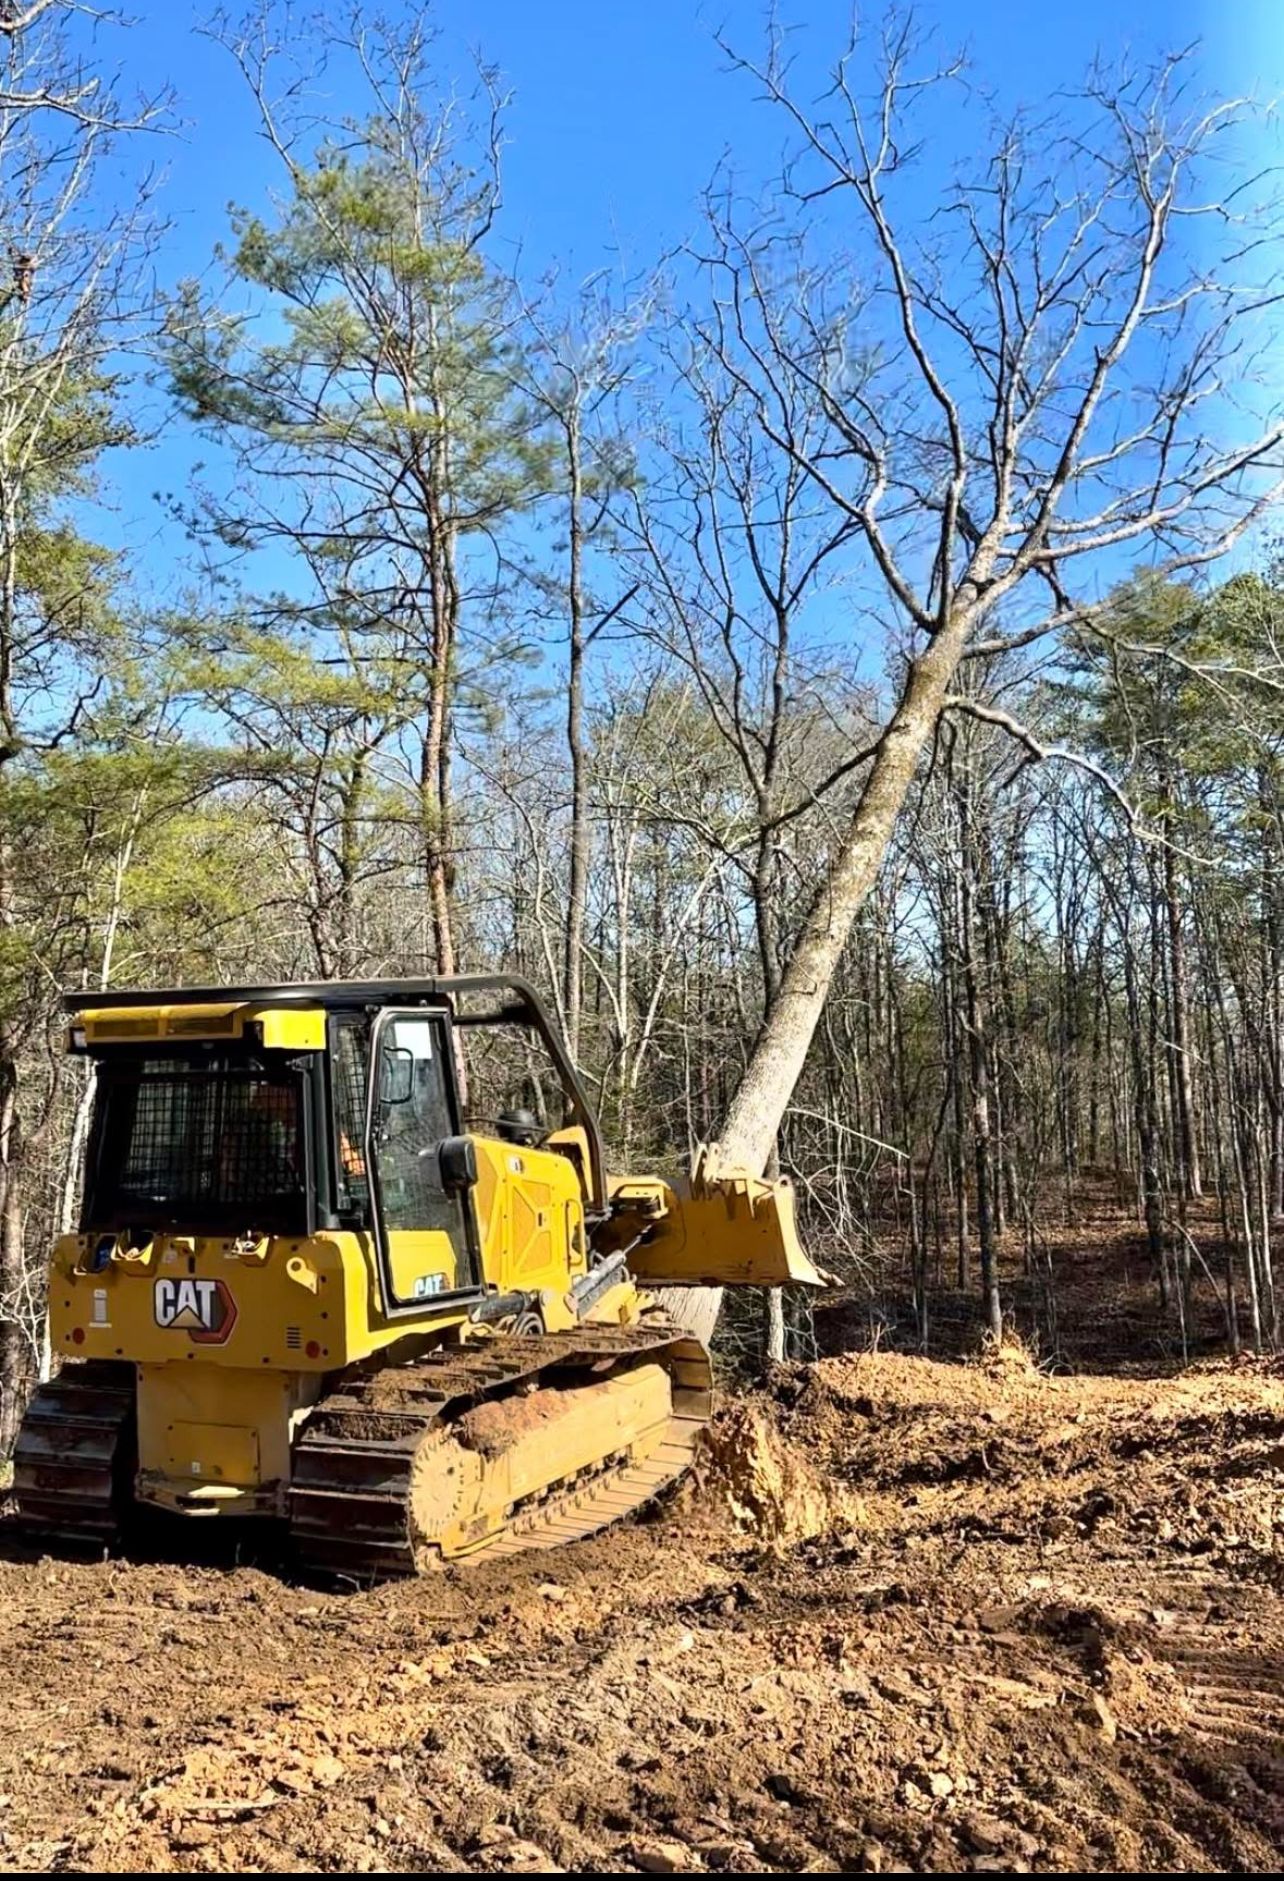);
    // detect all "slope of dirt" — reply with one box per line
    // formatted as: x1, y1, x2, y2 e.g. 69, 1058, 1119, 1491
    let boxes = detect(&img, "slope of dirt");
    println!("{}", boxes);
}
3, 1338, 1284, 1874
